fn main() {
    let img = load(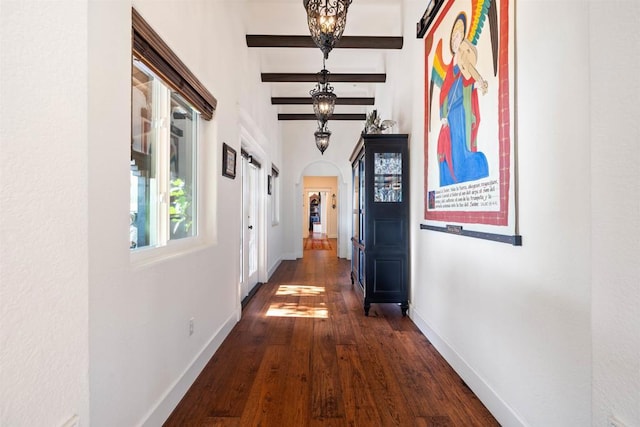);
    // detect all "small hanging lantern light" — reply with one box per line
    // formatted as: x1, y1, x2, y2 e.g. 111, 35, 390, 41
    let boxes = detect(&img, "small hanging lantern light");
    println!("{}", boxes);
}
314, 122, 331, 155
310, 65, 336, 124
